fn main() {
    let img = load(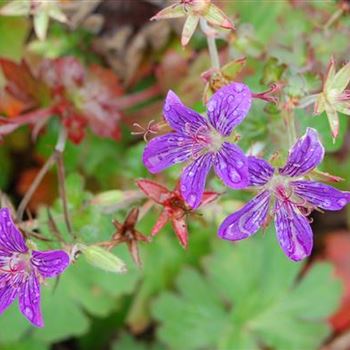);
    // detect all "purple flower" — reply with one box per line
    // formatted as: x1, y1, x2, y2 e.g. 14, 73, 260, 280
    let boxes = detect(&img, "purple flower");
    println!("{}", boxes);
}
0, 208, 70, 327
143, 83, 252, 209
218, 128, 350, 261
